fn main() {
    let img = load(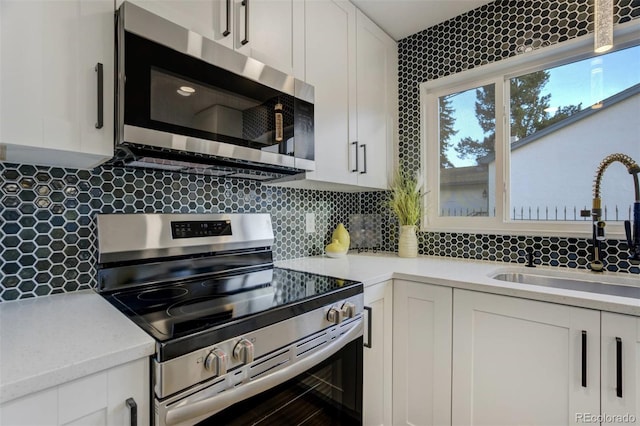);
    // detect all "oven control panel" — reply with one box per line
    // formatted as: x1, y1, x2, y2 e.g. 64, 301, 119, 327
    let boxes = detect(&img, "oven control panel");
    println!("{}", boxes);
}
153, 293, 364, 399
171, 220, 232, 239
